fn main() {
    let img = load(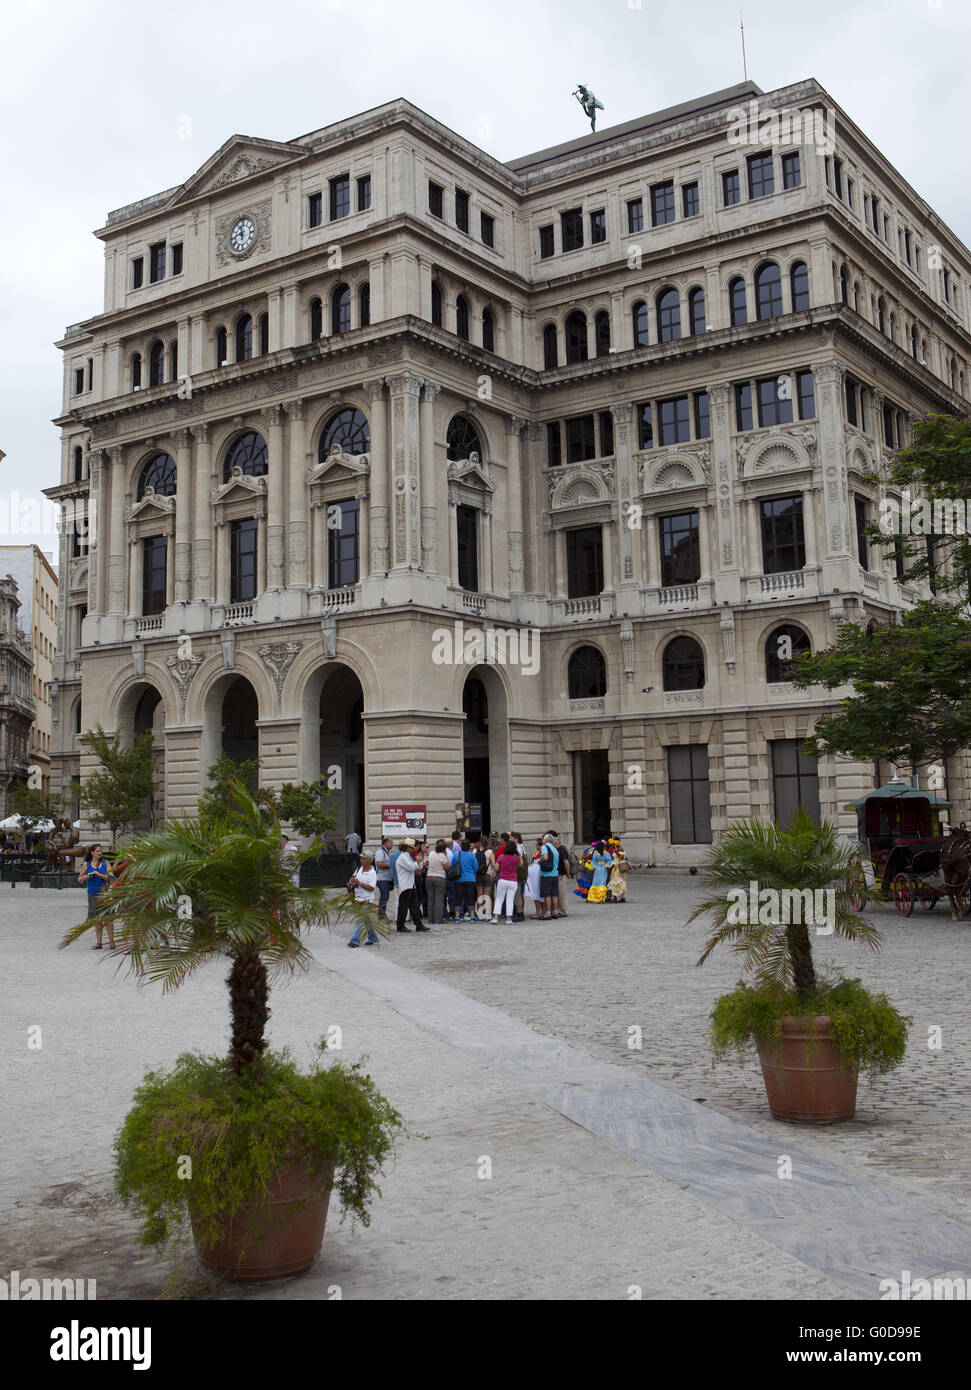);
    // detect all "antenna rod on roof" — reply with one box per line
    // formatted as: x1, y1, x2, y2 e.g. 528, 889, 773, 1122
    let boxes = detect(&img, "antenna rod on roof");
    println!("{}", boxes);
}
740, 11, 748, 82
